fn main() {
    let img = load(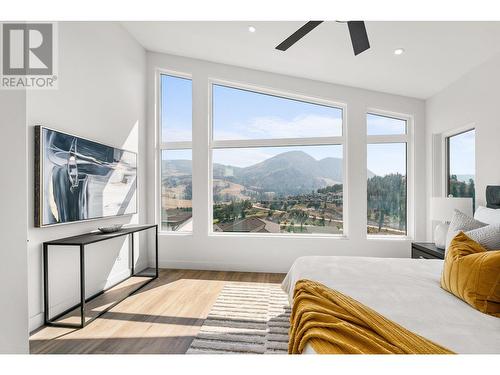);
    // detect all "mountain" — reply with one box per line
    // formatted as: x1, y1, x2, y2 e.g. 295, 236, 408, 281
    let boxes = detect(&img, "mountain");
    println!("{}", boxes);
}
318, 157, 343, 182
164, 151, 375, 196
162, 159, 192, 176
233, 151, 337, 195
